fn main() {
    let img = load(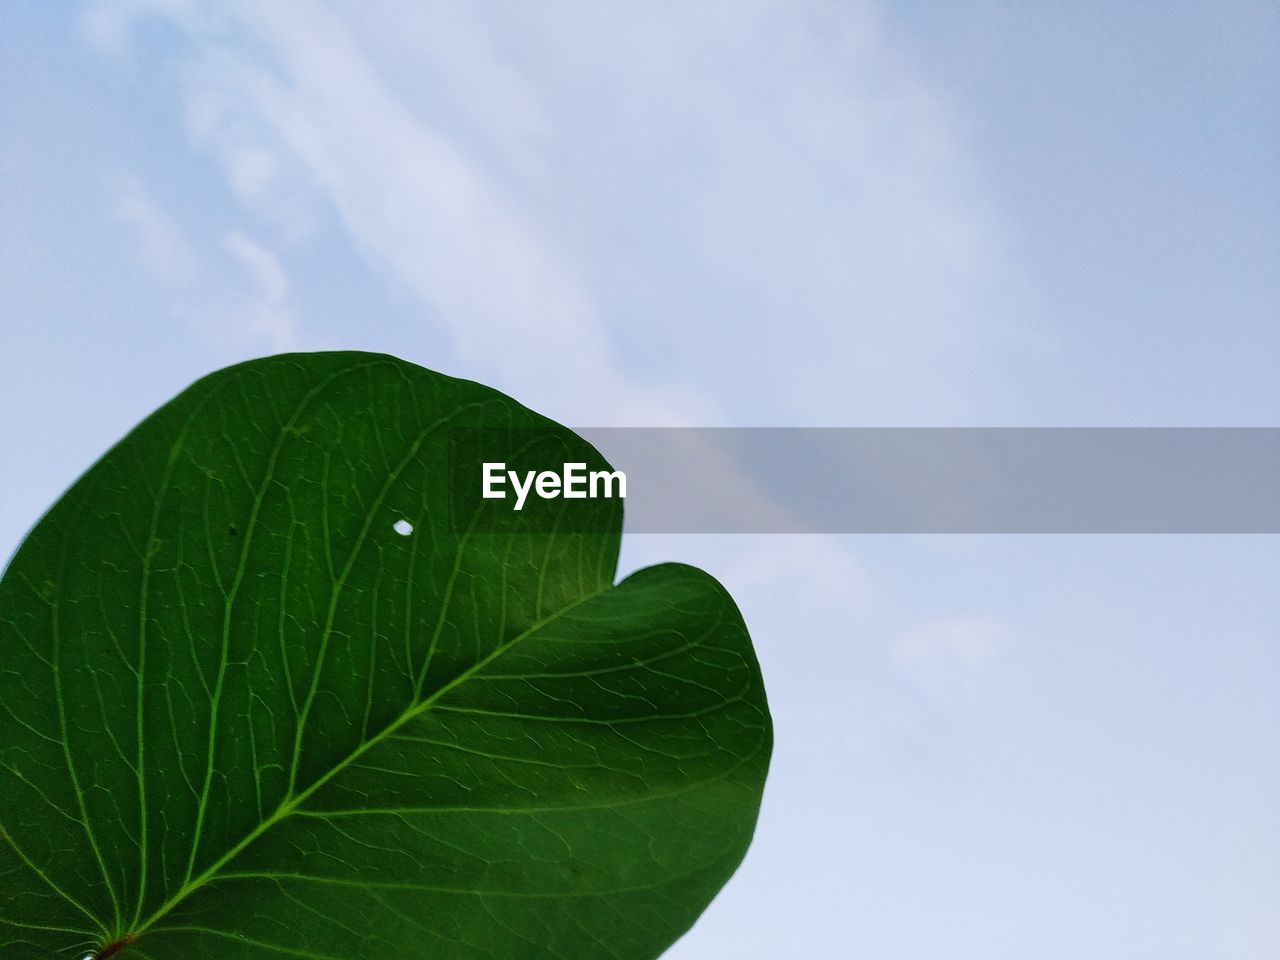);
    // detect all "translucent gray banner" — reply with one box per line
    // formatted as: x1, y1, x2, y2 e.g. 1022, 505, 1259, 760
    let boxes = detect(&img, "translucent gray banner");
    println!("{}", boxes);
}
571, 428, 1280, 533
